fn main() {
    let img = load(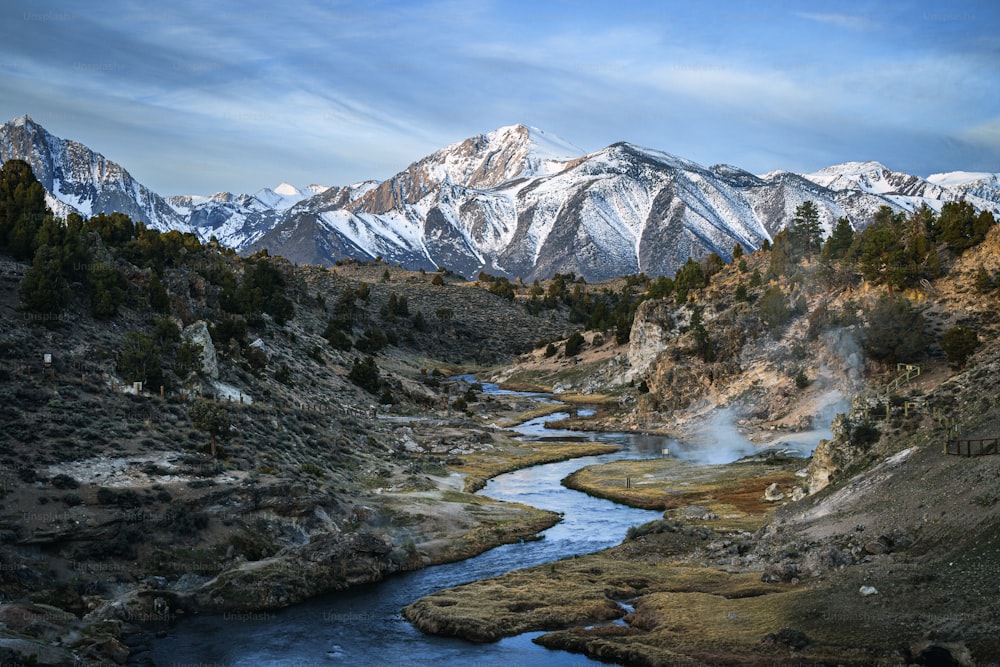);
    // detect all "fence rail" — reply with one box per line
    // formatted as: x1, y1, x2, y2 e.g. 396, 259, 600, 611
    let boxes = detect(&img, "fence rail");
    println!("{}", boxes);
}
944, 438, 999, 457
